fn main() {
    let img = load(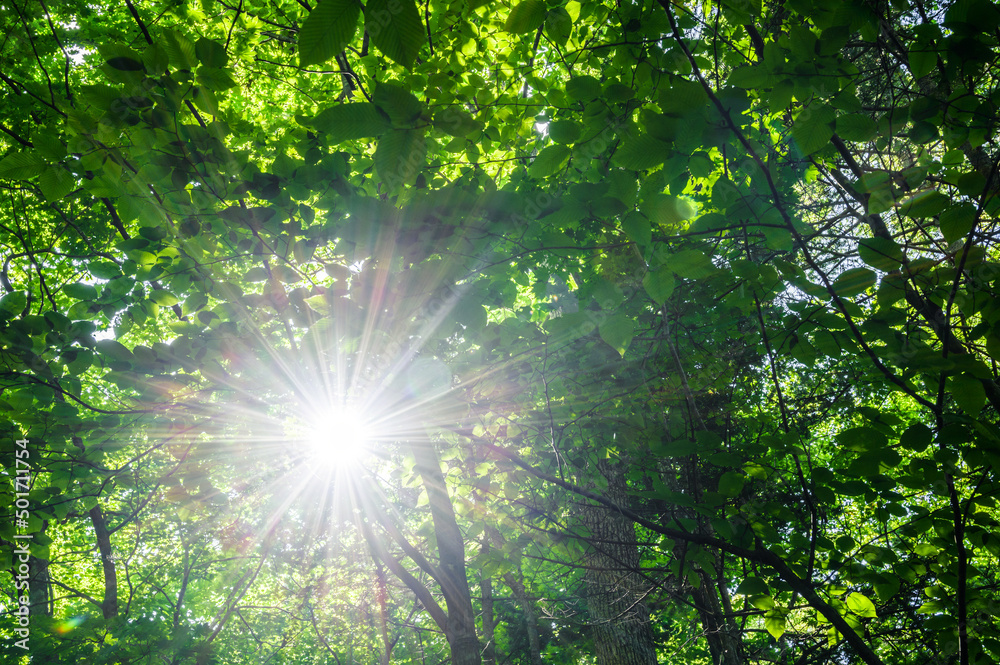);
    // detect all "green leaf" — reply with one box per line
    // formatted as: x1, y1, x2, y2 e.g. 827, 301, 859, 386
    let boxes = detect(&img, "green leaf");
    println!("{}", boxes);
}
543, 311, 596, 342
565, 75, 602, 102
832, 267, 875, 297
139, 226, 167, 241
908, 42, 937, 80
728, 65, 773, 89
433, 107, 481, 137
836, 115, 877, 142
244, 267, 269, 282
195, 38, 228, 67
792, 103, 836, 155
106, 56, 144, 71
950, 374, 986, 416
374, 129, 426, 188
910, 120, 938, 144
718, 471, 745, 497
642, 269, 675, 304
197, 68, 237, 91
89, 261, 122, 279
664, 249, 713, 279
958, 170, 987, 197
0, 151, 48, 180
311, 103, 391, 142
39, 166, 76, 201
64, 283, 99, 301
95, 339, 134, 364
505, 0, 546, 33
898, 191, 948, 218
149, 290, 179, 306
874, 576, 901, 602
599, 314, 634, 357
688, 151, 713, 178
372, 82, 423, 125
143, 43, 169, 76
986, 333, 1000, 362
298, 0, 362, 67
764, 611, 786, 640
689, 212, 727, 234
612, 134, 671, 170
67, 349, 94, 375
643, 194, 697, 227
545, 7, 573, 45
836, 426, 887, 452
769, 80, 794, 114
621, 212, 651, 249
858, 237, 905, 271
548, 120, 581, 144
31, 133, 65, 160
736, 577, 769, 596
528, 145, 570, 178
161, 29, 197, 70
0, 291, 27, 315
940, 204, 977, 243
364, 0, 425, 68
845, 592, 877, 619
899, 423, 932, 451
